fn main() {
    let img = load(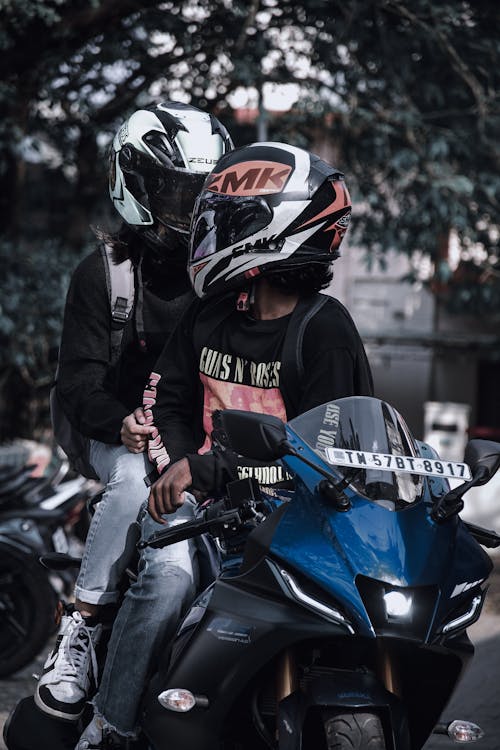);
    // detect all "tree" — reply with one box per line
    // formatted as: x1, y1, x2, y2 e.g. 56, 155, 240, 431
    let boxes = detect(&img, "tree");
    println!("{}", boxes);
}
0, 0, 498, 437
304, 0, 499, 314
